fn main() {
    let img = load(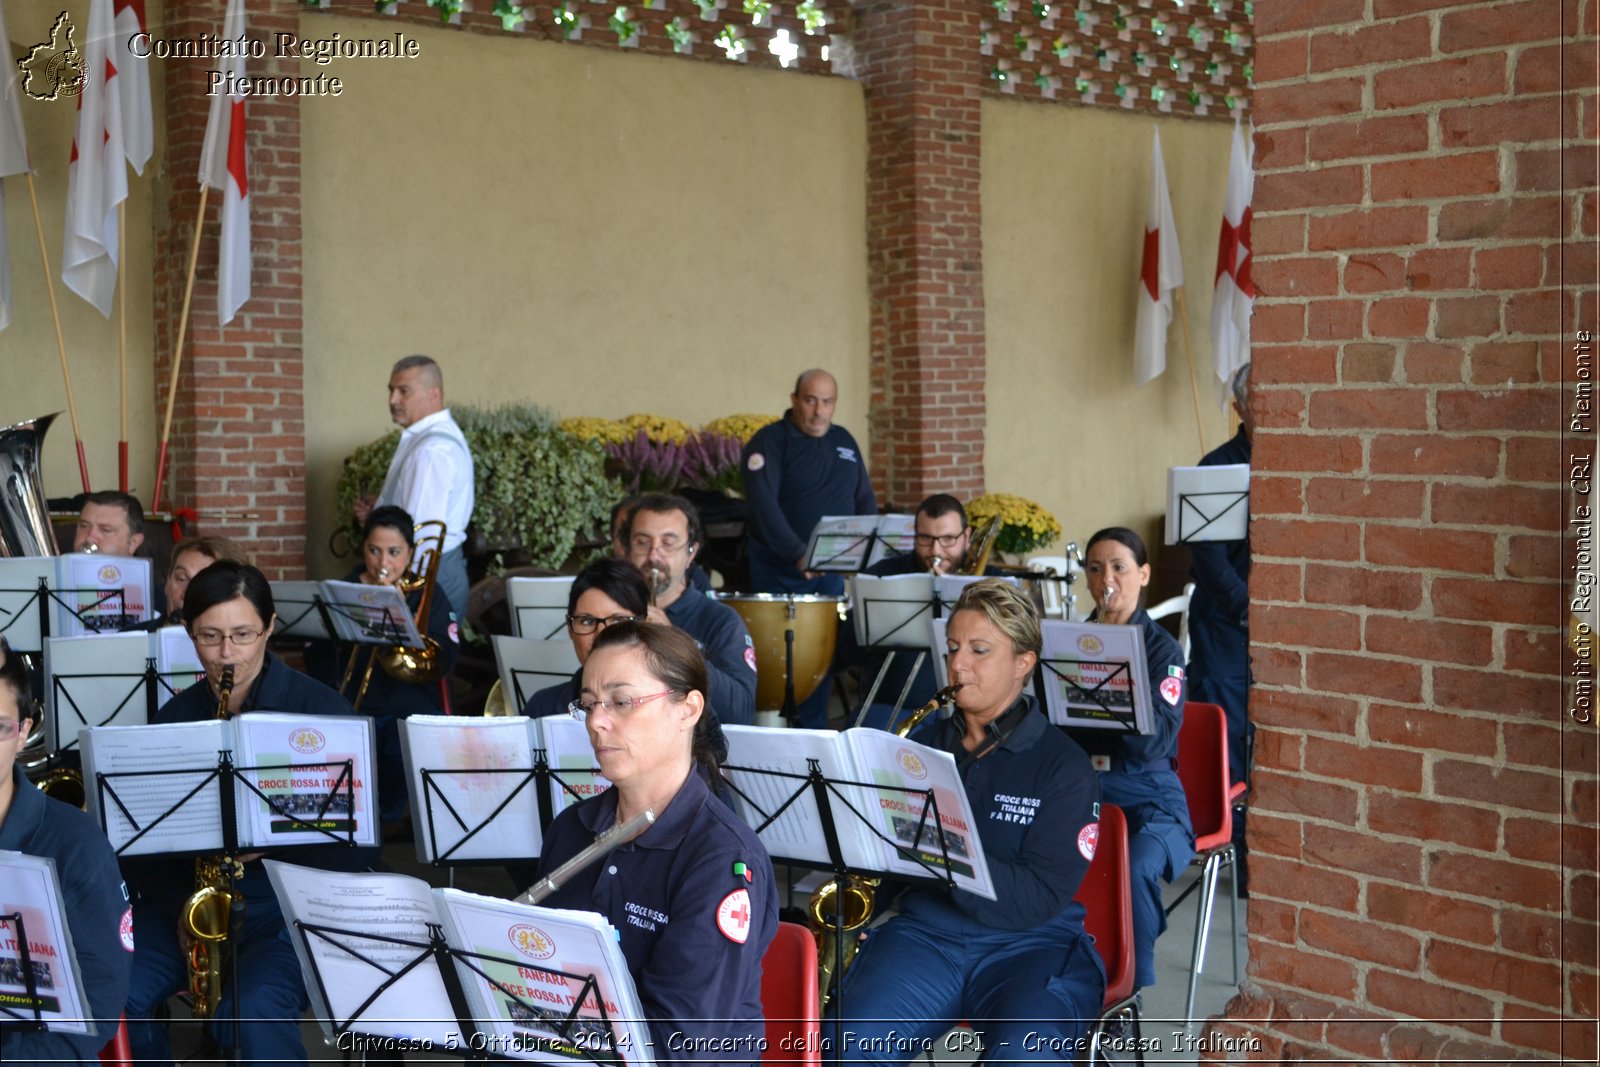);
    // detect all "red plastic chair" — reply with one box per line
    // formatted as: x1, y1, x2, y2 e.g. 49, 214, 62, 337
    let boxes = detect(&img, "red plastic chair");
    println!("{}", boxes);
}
1074, 803, 1143, 1065
761, 921, 821, 1066
98, 1015, 131, 1067
1165, 701, 1244, 1024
